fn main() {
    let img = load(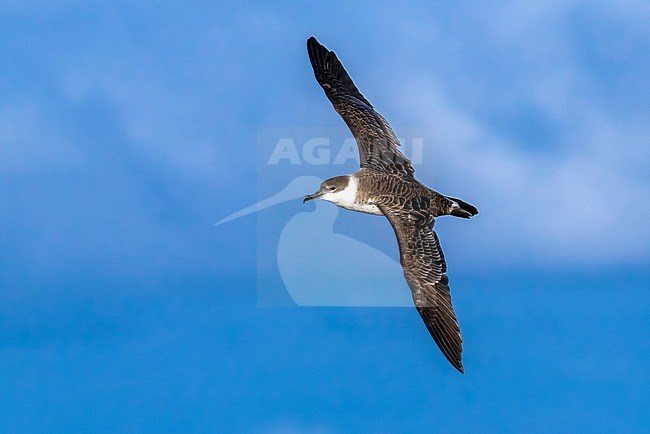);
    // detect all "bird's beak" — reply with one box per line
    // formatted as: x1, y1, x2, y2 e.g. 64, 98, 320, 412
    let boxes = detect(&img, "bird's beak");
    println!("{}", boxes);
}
302, 190, 323, 203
